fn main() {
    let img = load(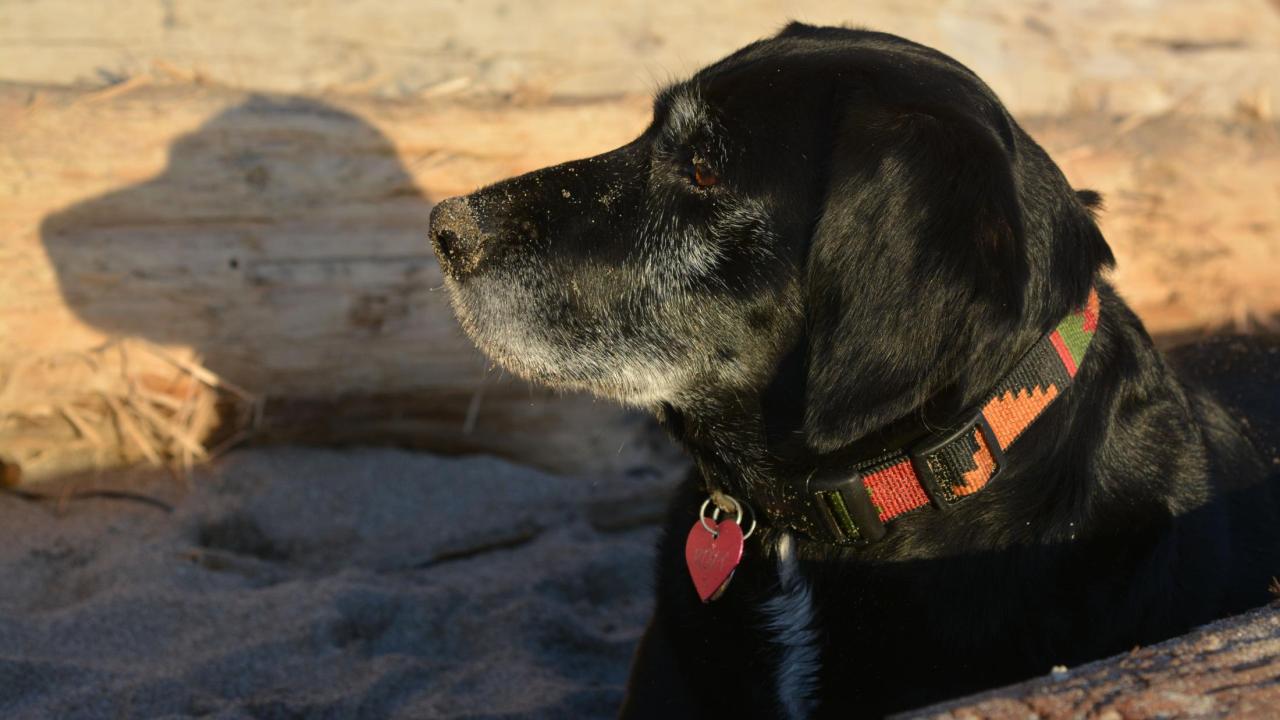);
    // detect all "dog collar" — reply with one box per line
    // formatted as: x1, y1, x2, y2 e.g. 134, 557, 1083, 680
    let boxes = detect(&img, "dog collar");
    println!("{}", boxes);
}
723, 288, 1101, 546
